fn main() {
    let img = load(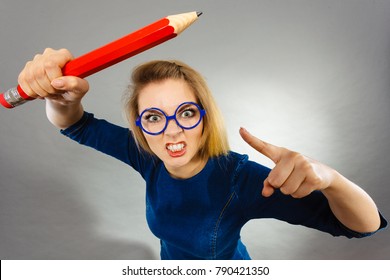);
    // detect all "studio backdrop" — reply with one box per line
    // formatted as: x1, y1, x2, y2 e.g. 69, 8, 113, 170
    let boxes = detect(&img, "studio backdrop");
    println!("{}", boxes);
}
0, 0, 389, 259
